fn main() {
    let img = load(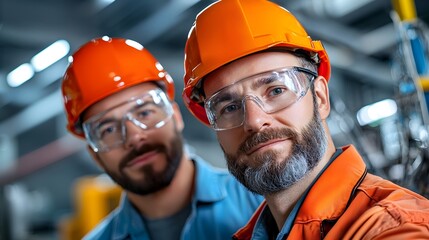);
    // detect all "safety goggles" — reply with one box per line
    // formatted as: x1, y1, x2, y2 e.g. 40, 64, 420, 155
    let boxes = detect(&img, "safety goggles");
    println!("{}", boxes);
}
82, 89, 173, 152
204, 66, 317, 131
